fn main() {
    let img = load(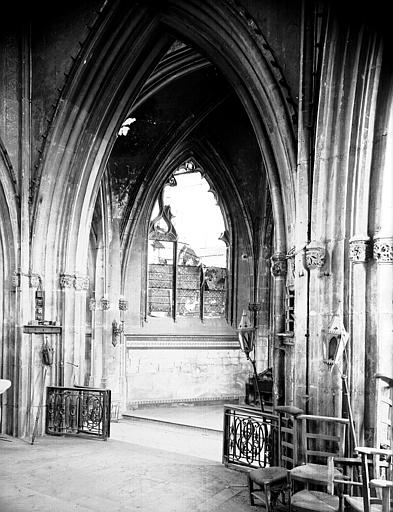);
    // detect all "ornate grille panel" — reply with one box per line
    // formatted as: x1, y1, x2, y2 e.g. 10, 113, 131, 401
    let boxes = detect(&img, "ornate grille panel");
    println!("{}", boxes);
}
204, 290, 225, 317
177, 265, 200, 289
46, 386, 111, 440
223, 405, 279, 469
147, 263, 227, 320
148, 264, 173, 315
